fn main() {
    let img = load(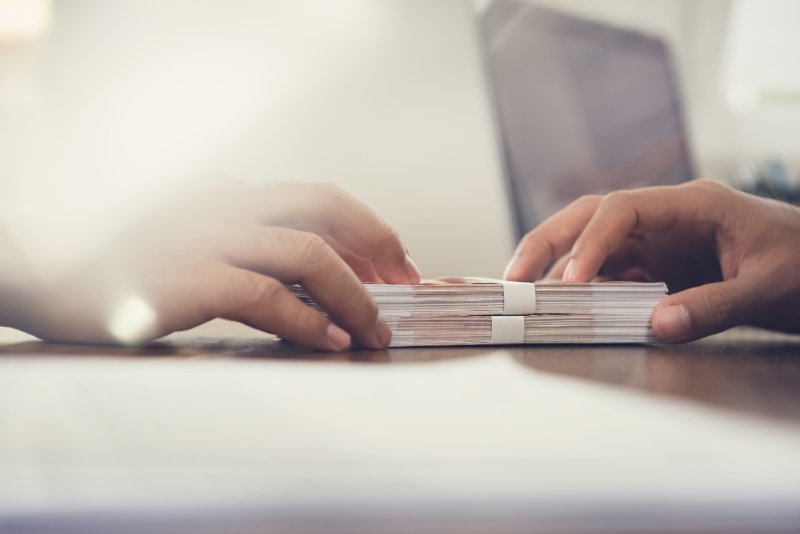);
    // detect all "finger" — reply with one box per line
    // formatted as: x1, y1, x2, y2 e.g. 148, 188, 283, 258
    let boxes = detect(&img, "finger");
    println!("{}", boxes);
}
596, 239, 644, 278
247, 183, 420, 285
324, 235, 384, 283
221, 226, 391, 349
564, 182, 722, 283
208, 266, 354, 352
612, 267, 652, 282
651, 277, 756, 343
504, 195, 602, 281
546, 241, 644, 282
543, 254, 570, 281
